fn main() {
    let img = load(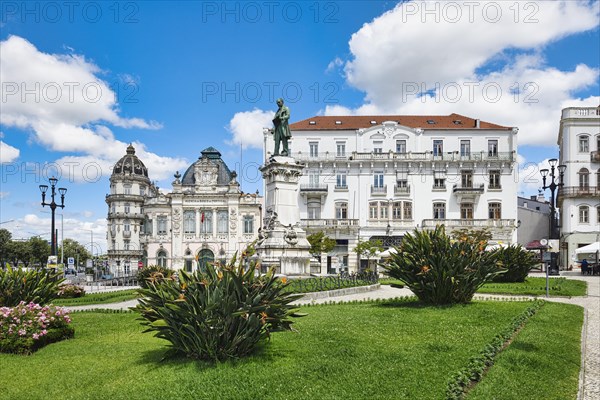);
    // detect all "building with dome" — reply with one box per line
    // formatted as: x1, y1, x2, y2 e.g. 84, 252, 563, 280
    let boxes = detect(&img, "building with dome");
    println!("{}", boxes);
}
106, 146, 262, 274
